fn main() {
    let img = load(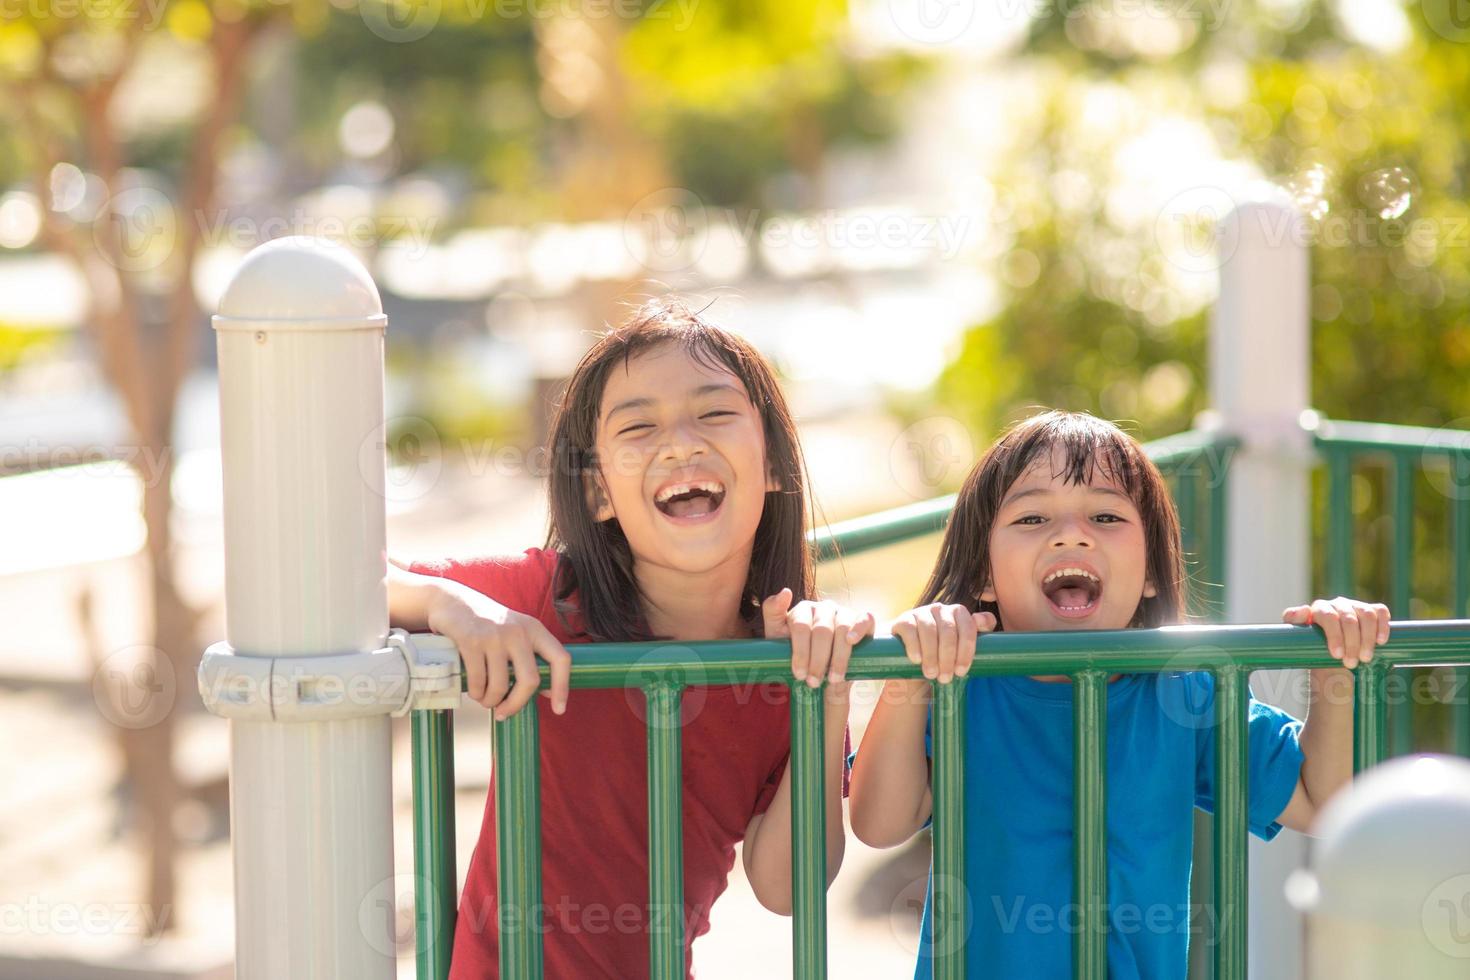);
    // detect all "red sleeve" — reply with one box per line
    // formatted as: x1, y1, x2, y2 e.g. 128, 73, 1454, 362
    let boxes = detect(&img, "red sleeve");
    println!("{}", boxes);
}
407, 548, 557, 621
